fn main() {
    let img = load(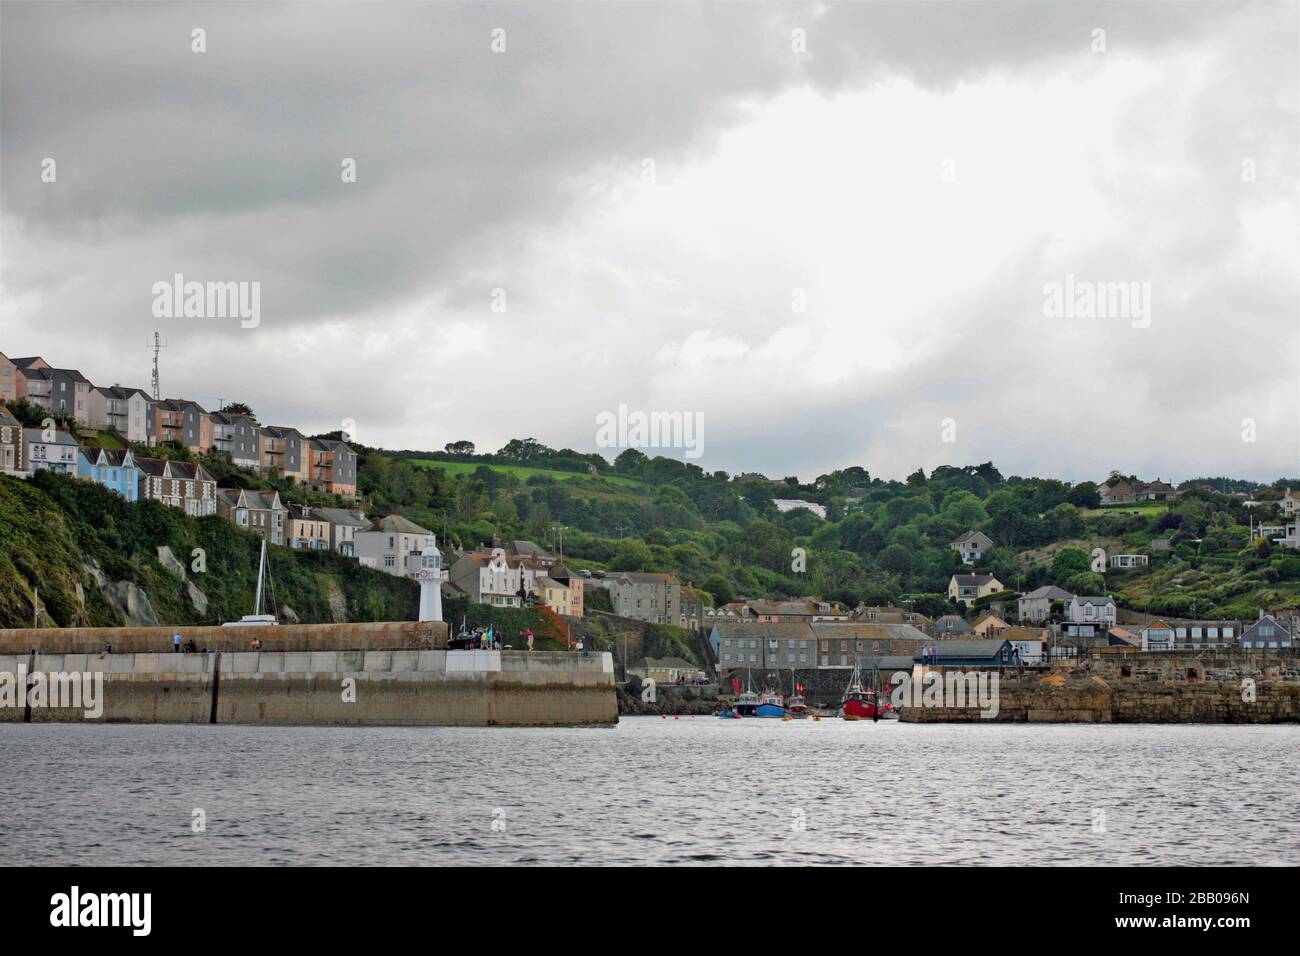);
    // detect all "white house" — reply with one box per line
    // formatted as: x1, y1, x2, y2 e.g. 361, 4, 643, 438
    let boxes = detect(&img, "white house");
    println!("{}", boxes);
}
950, 530, 994, 564
1066, 595, 1117, 626
24, 428, 79, 476
354, 514, 437, 576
